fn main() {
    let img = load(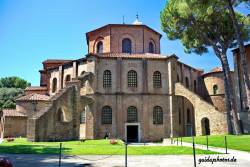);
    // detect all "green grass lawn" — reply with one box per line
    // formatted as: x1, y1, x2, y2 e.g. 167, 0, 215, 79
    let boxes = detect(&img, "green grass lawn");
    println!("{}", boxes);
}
181, 135, 250, 152
0, 138, 217, 155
